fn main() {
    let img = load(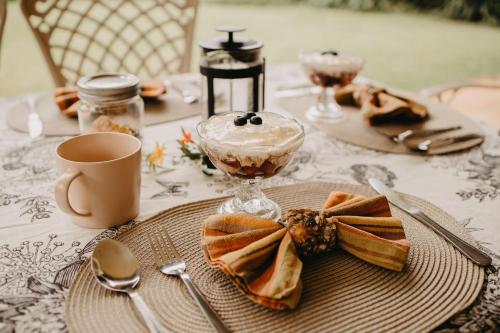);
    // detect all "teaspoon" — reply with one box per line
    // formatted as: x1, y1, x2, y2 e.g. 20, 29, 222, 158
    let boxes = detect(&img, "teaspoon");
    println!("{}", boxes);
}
91, 239, 168, 333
